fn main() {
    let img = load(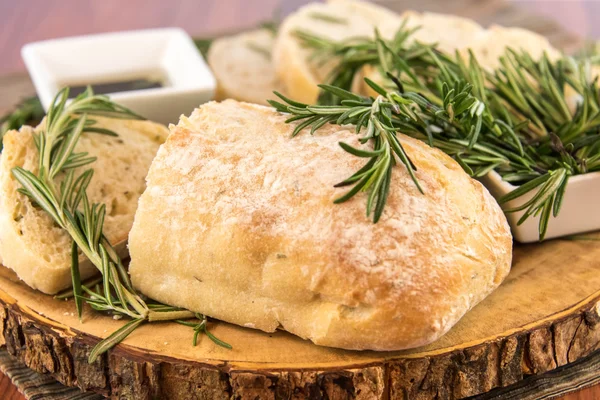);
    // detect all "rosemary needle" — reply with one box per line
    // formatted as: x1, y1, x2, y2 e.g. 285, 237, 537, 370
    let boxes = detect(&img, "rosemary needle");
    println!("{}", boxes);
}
12, 87, 230, 362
